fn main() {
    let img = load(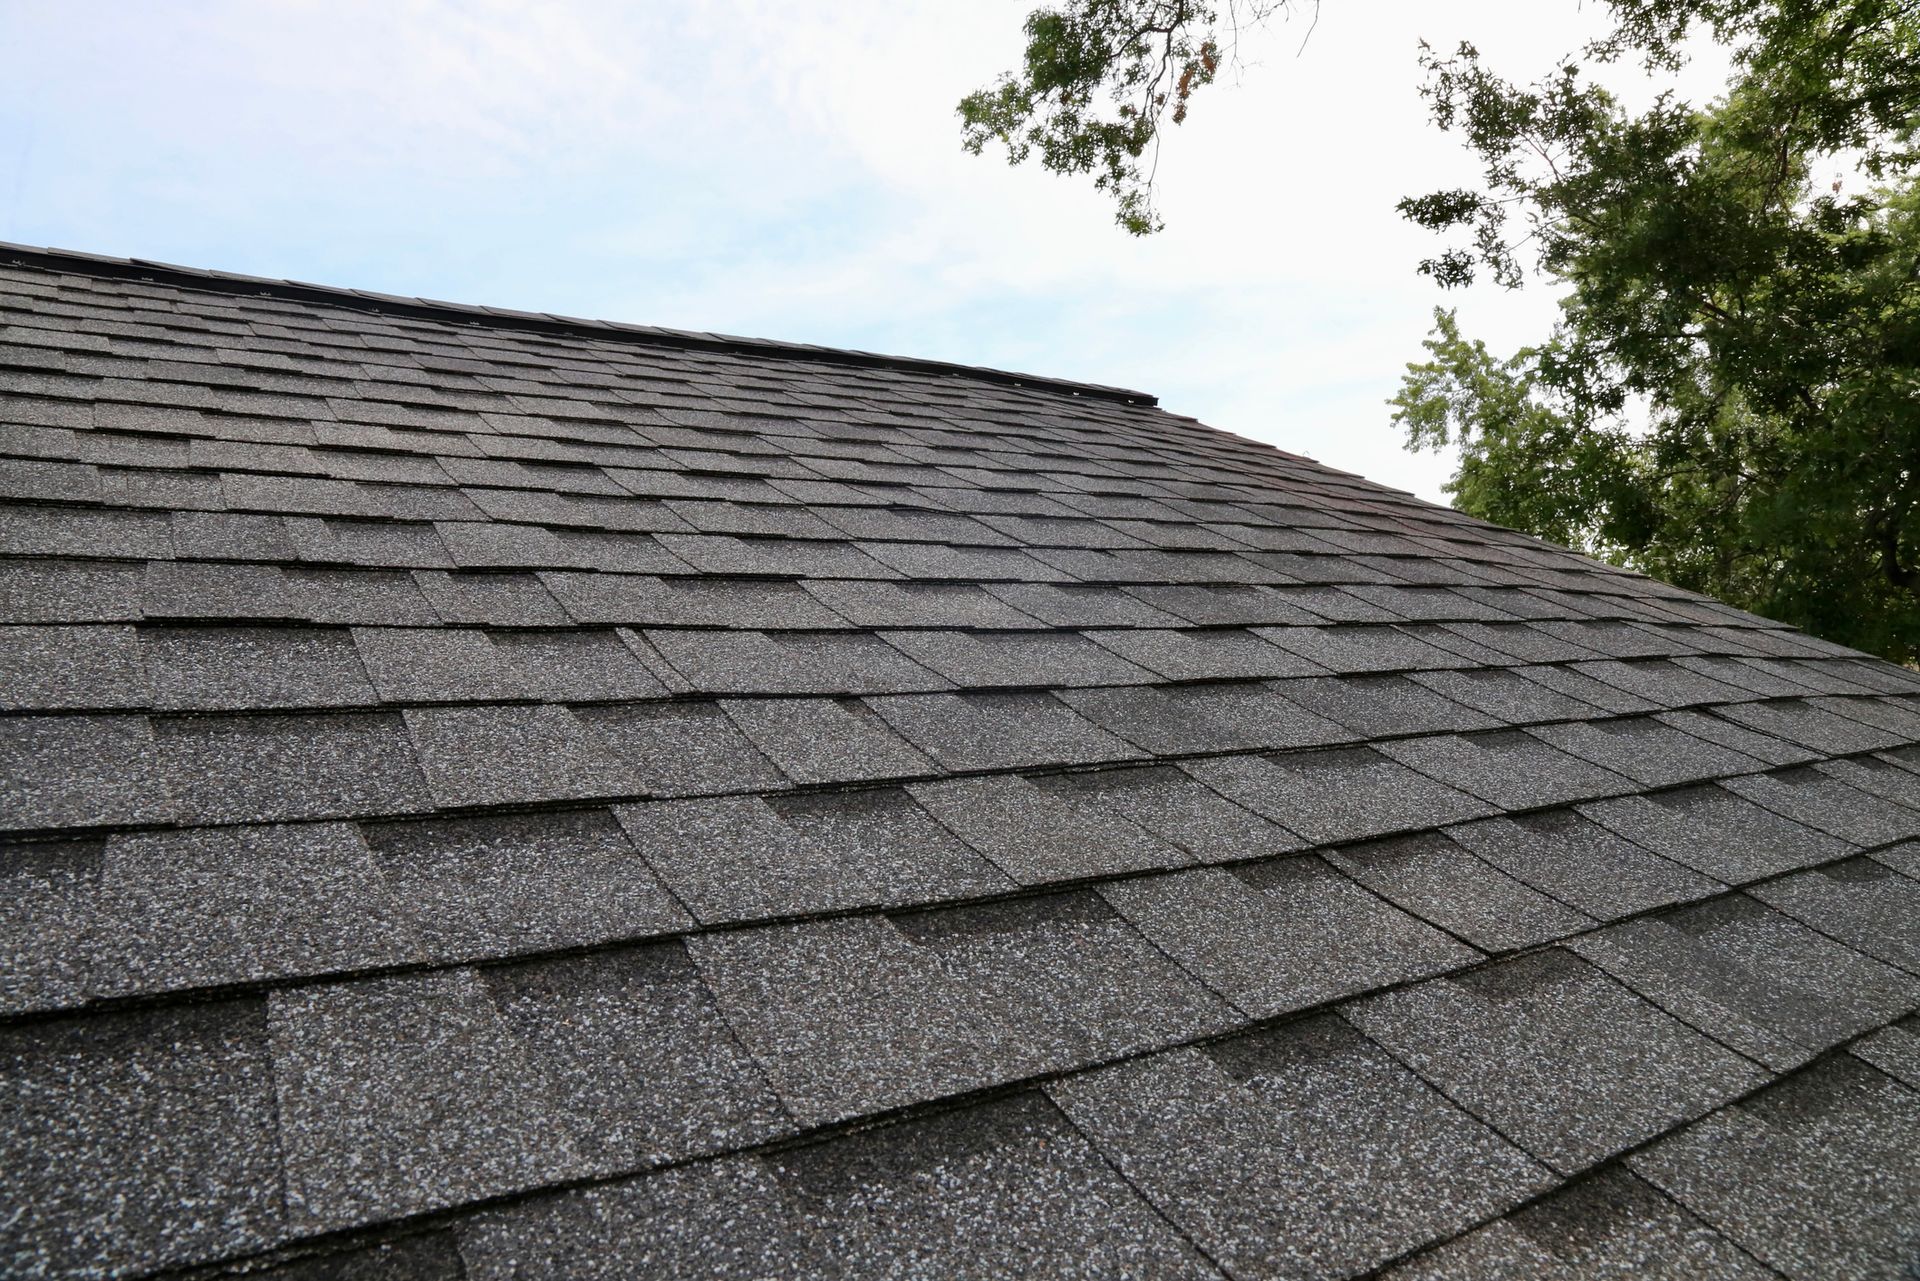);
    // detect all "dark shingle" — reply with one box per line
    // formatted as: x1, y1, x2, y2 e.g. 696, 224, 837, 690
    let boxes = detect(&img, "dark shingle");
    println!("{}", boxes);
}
93, 823, 423, 997
986, 580, 1182, 625
615, 790, 1008, 923
1653, 706, 1815, 765
1326, 832, 1594, 952
866, 690, 1135, 771
909, 774, 1190, 884
0, 1000, 283, 1277
1050, 1017, 1550, 1281
1059, 680, 1351, 755
285, 567, 440, 625
492, 628, 670, 701
1277, 674, 1500, 738
1447, 809, 1720, 919
1258, 624, 1478, 673
270, 969, 586, 1233
1385, 1168, 1771, 1281
361, 809, 690, 961
353, 627, 528, 703
1101, 858, 1478, 1017
645, 629, 944, 695
689, 897, 1232, 1124
1185, 747, 1494, 844
480, 946, 792, 1174
2, 713, 175, 830
719, 697, 934, 783
1033, 764, 1298, 863
1721, 767, 1920, 846
1569, 894, 1914, 1071
0, 502, 170, 558
0, 557, 143, 623
1750, 857, 1920, 973
1578, 783, 1851, 883
1530, 715, 1769, 787
456, 1093, 1215, 1280
1629, 1056, 1920, 1281
575, 701, 787, 797
1088, 627, 1324, 681
404, 705, 638, 807
1381, 730, 1638, 809
1349, 950, 1767, 1173
141, 625, 376, 710
880, 628, 1152, 687
142, 560, 295, 620
0, 623, 146, 710
1407, 666, 1603, 723
1714, 697, 1901, 754
156, 711, 429, 823
802, 578, 1041, 628
0, 839, 102, 1013
542, 571, 845, 628
411, 569, 570, 626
